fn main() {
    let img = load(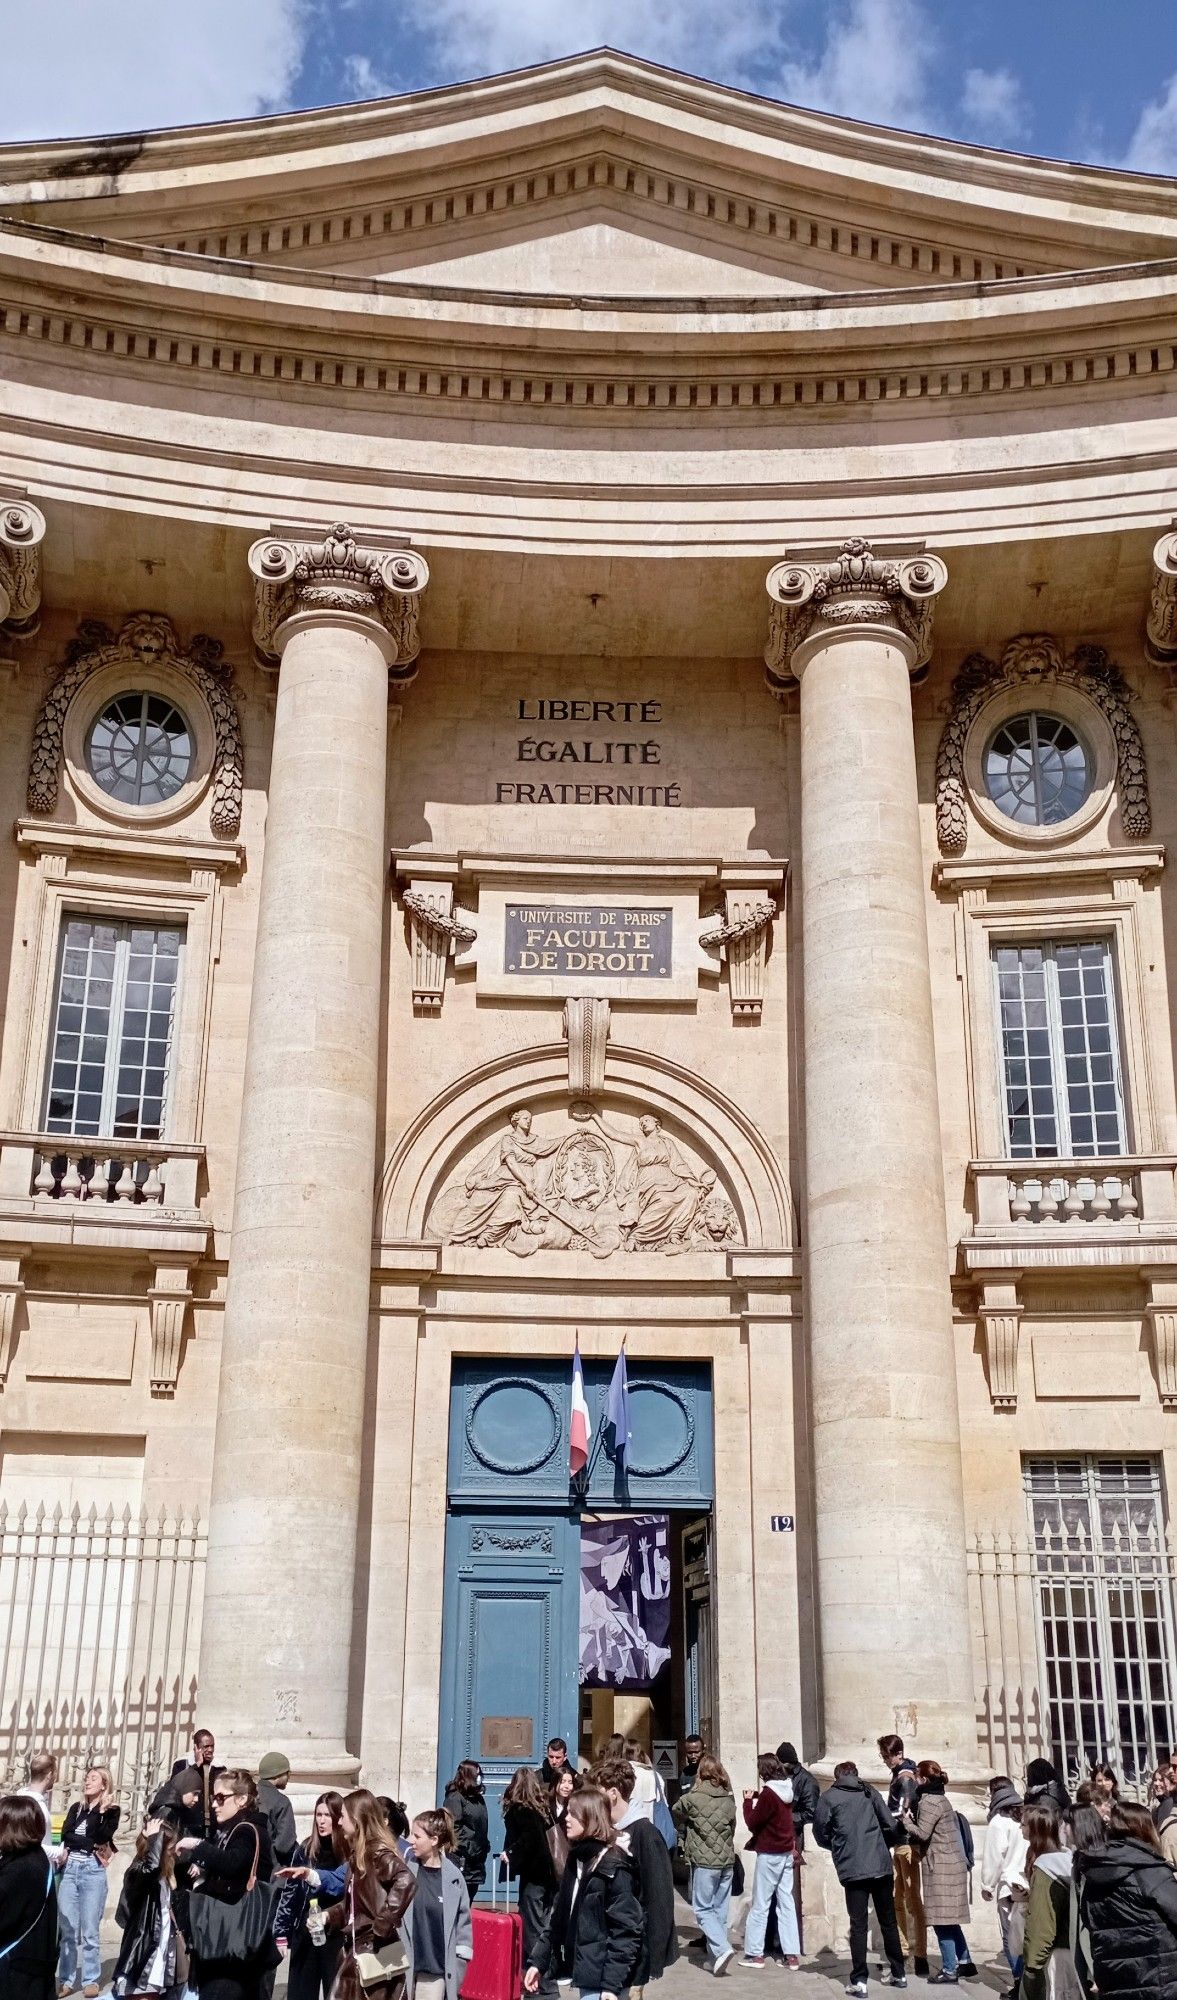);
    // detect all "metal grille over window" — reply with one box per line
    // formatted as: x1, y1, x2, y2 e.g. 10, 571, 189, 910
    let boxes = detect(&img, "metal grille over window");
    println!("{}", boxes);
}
1026, 1456, 1177, 1787
984, 711, 1091, 827
86, 691, 193, 806
38, 918, 183, 1201
994, 940, 1126, 1158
